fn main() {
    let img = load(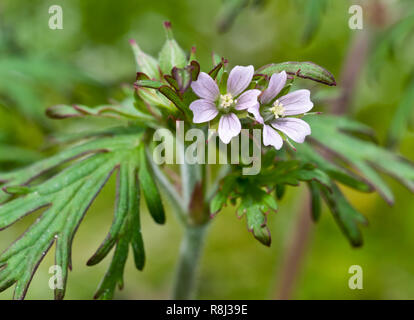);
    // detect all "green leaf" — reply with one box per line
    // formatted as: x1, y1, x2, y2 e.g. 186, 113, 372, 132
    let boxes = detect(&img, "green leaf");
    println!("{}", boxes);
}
302, 0, 327, 44
296, 142, 372, 192
0, 130, 151, 300
139, 146, 166, 224
2, 185, 32, 195
0, 56, 101, 124
93, 230, 129, 300
369, 13, 414, 76
387, 74, 414, 148
258, 160, 332, 190
308, 181, 321, 222
0, 154, 117, 299
91, 161, 145, 300
210, 175, 277, 246
306, 115, 414, 205
46, 84, 156, 124
210, 160, 330, 246
256, 61, 336, 86
275, 184, 285, 200
158, 22, 187, 75
210, 175, 237, 215
0, 129, 144, 202
46, 101, 154, 122
320, 183, 368, 247
216, 0, 250, 33
210, 194, 225, 216
0, 145, 41, 164
236, 189, 275, 246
